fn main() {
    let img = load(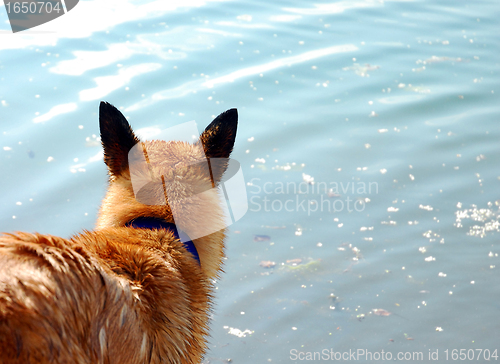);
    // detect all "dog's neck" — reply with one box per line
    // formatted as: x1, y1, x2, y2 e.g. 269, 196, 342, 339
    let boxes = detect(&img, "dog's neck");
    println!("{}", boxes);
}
125, 217, 200, 265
